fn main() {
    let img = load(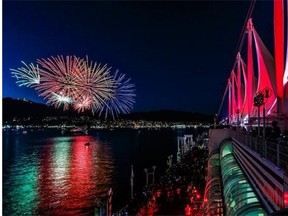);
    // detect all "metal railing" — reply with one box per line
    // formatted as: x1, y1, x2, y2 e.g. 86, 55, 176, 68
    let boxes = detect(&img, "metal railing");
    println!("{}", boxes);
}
230, 130, 288, 172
